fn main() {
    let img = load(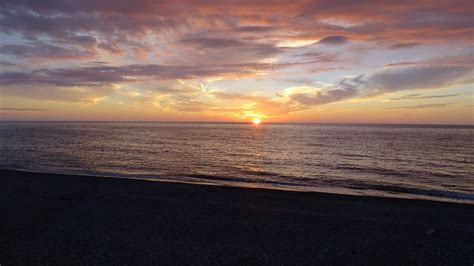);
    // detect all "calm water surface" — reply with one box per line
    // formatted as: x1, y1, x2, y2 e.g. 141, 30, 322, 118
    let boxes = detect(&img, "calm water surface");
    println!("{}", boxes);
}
1, 122, 473, 203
